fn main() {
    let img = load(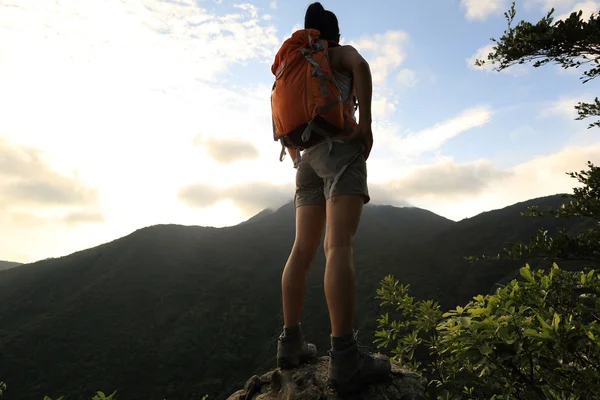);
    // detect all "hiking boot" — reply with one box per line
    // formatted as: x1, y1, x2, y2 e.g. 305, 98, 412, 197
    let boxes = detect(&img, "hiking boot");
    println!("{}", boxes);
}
276, 329, 317, 369
328, 331, 392, 397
